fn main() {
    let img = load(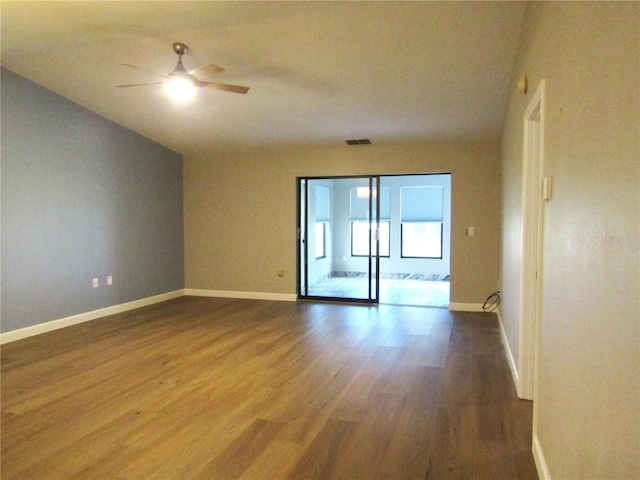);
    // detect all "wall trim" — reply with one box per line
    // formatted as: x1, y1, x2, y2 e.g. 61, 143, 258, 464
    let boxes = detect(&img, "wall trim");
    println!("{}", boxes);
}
533, 434, 550, 480
448, 302, 484, 312
0, 290, 186, 345
185, 289, 297, 302
496, 309, 520, 394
